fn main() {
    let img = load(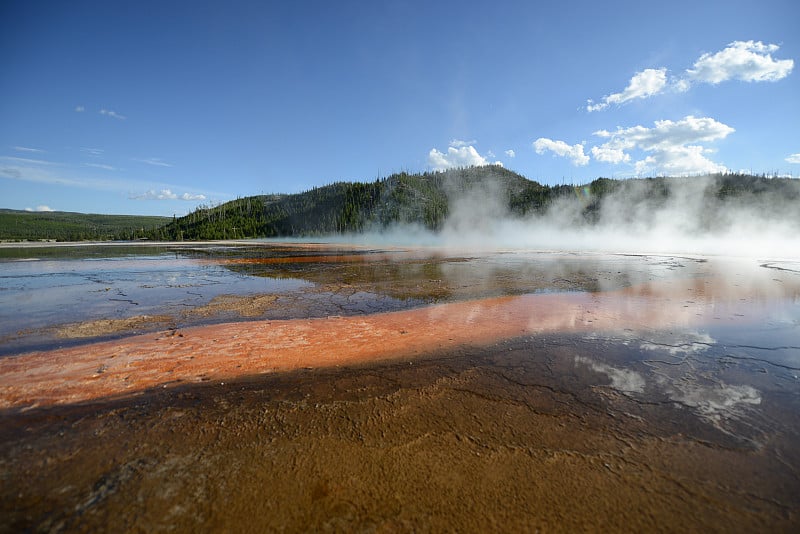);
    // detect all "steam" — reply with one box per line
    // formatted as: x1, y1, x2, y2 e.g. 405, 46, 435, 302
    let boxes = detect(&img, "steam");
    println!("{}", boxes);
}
361, 172, 800, 260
